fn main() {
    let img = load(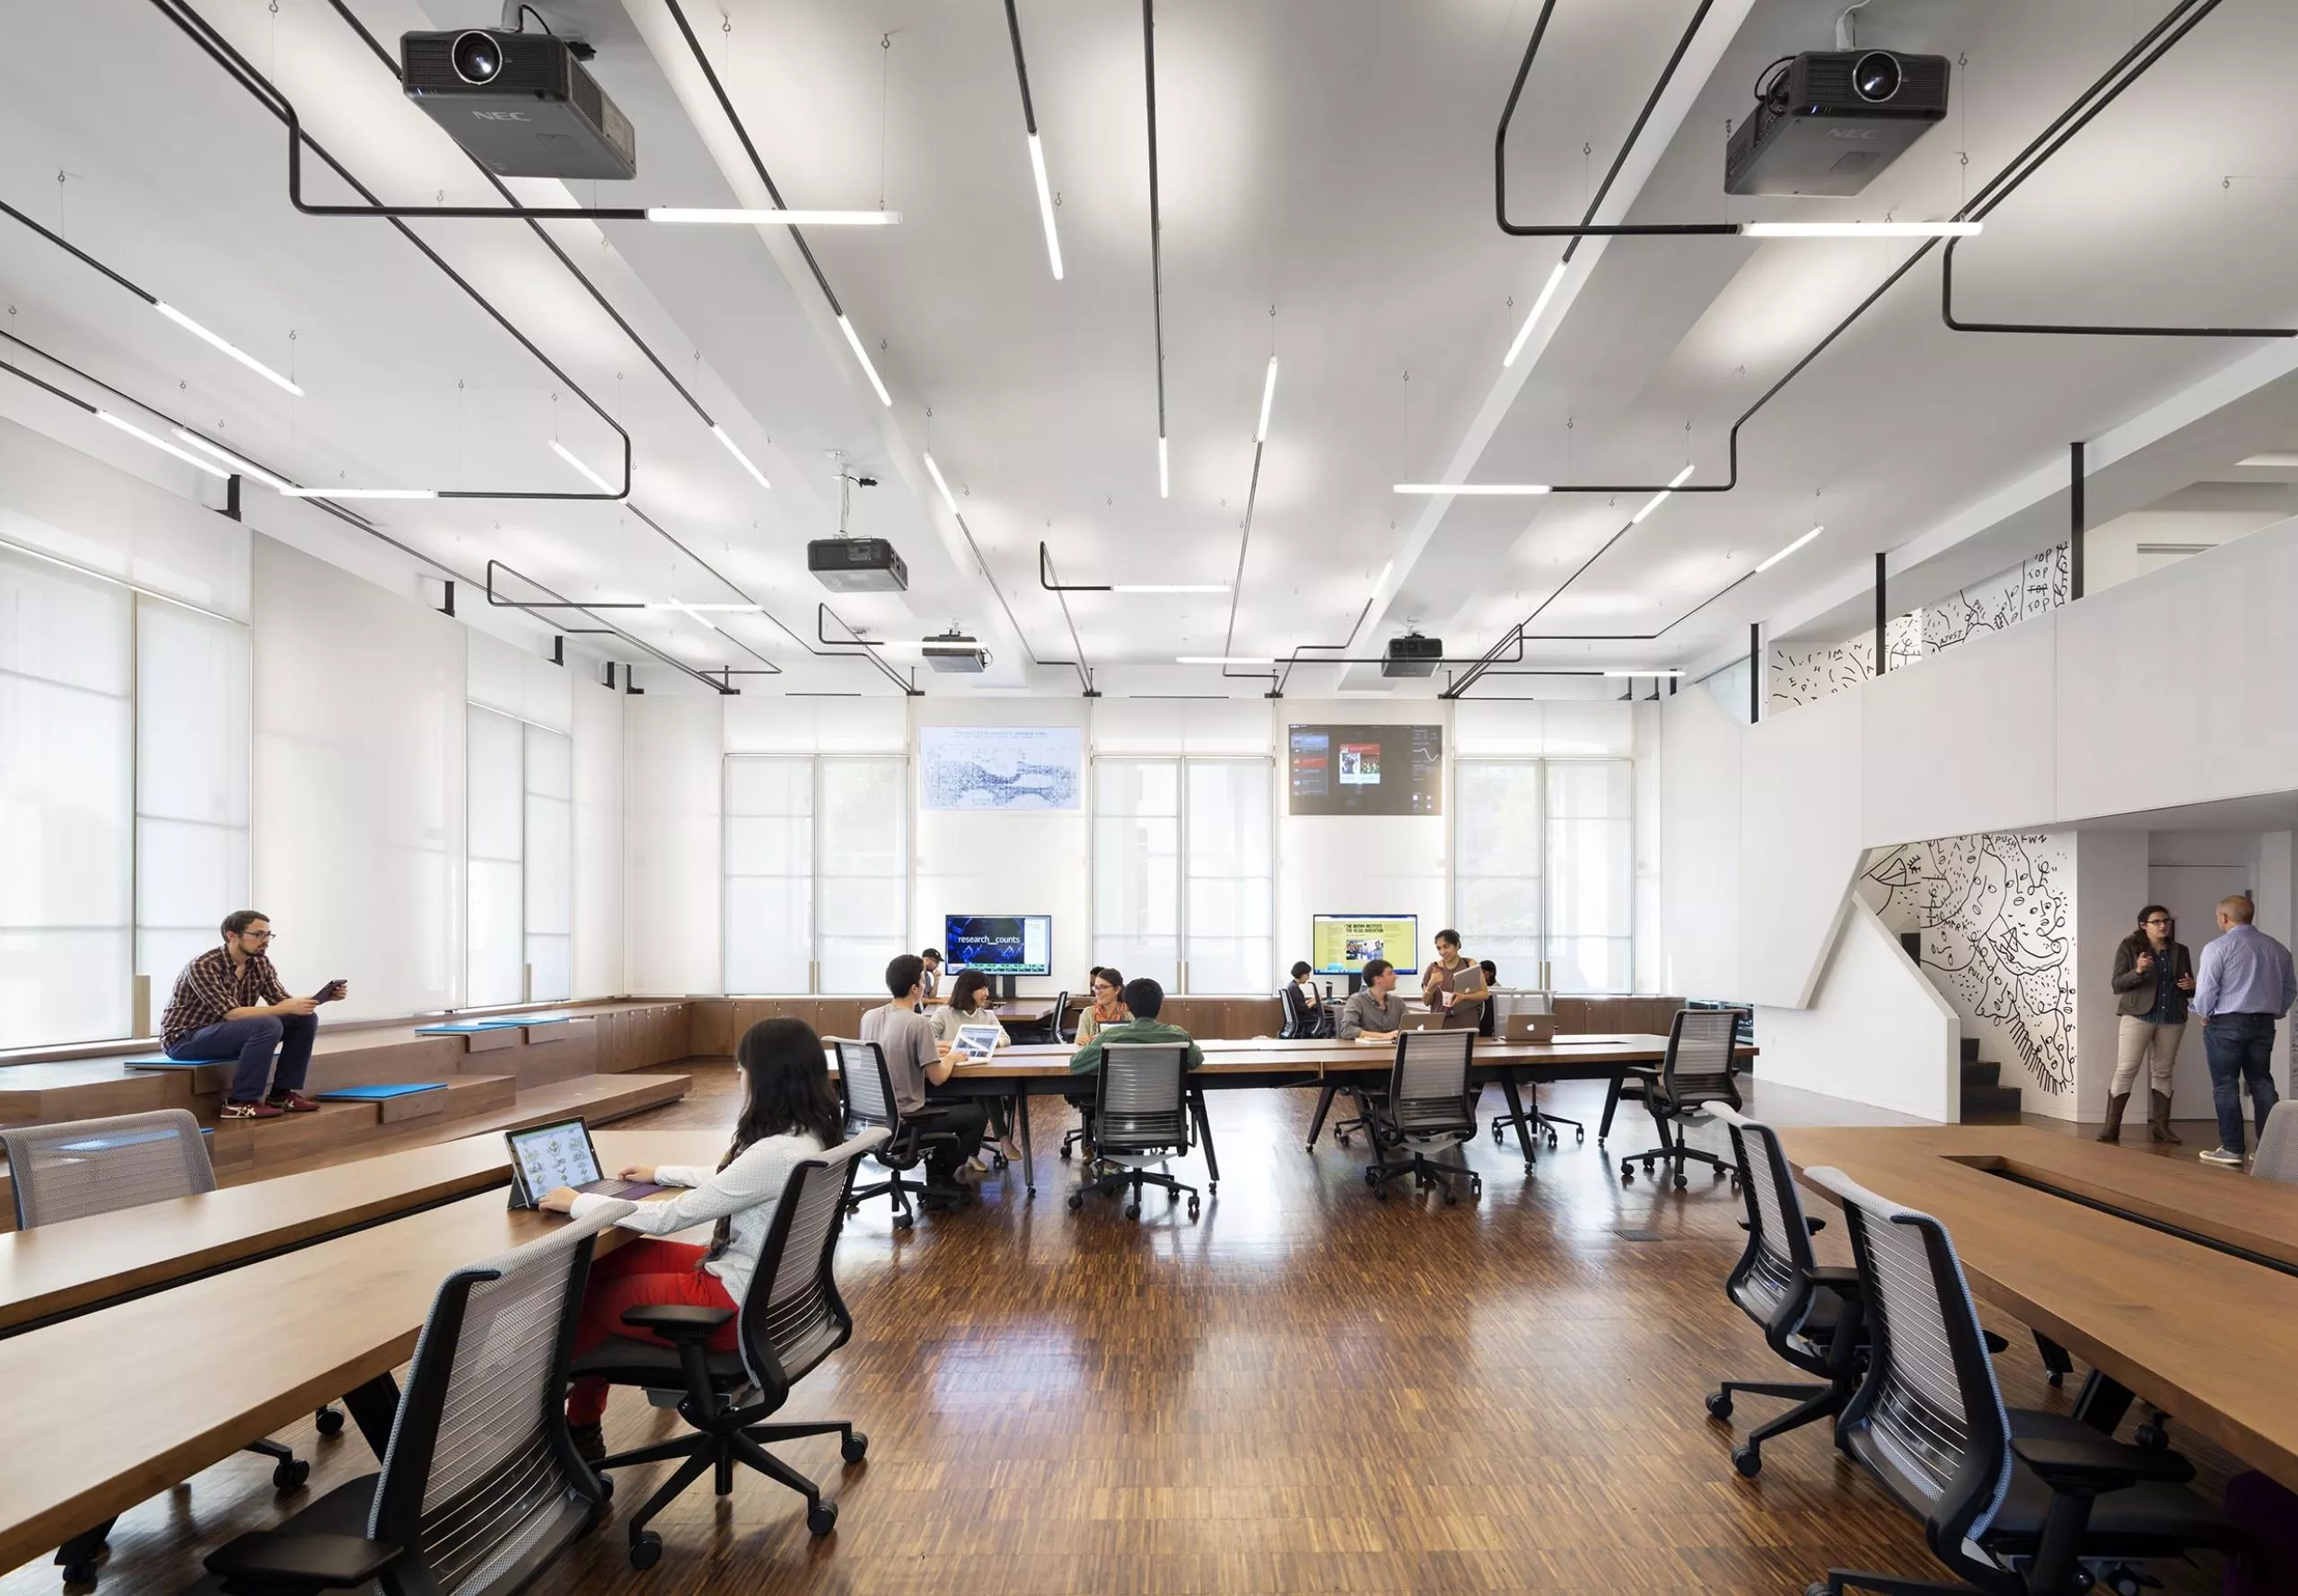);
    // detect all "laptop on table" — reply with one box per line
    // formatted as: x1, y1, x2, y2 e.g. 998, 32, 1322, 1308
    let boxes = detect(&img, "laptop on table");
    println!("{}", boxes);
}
505, 1117, 666, 1209
1504, 1013, 1558, 1043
